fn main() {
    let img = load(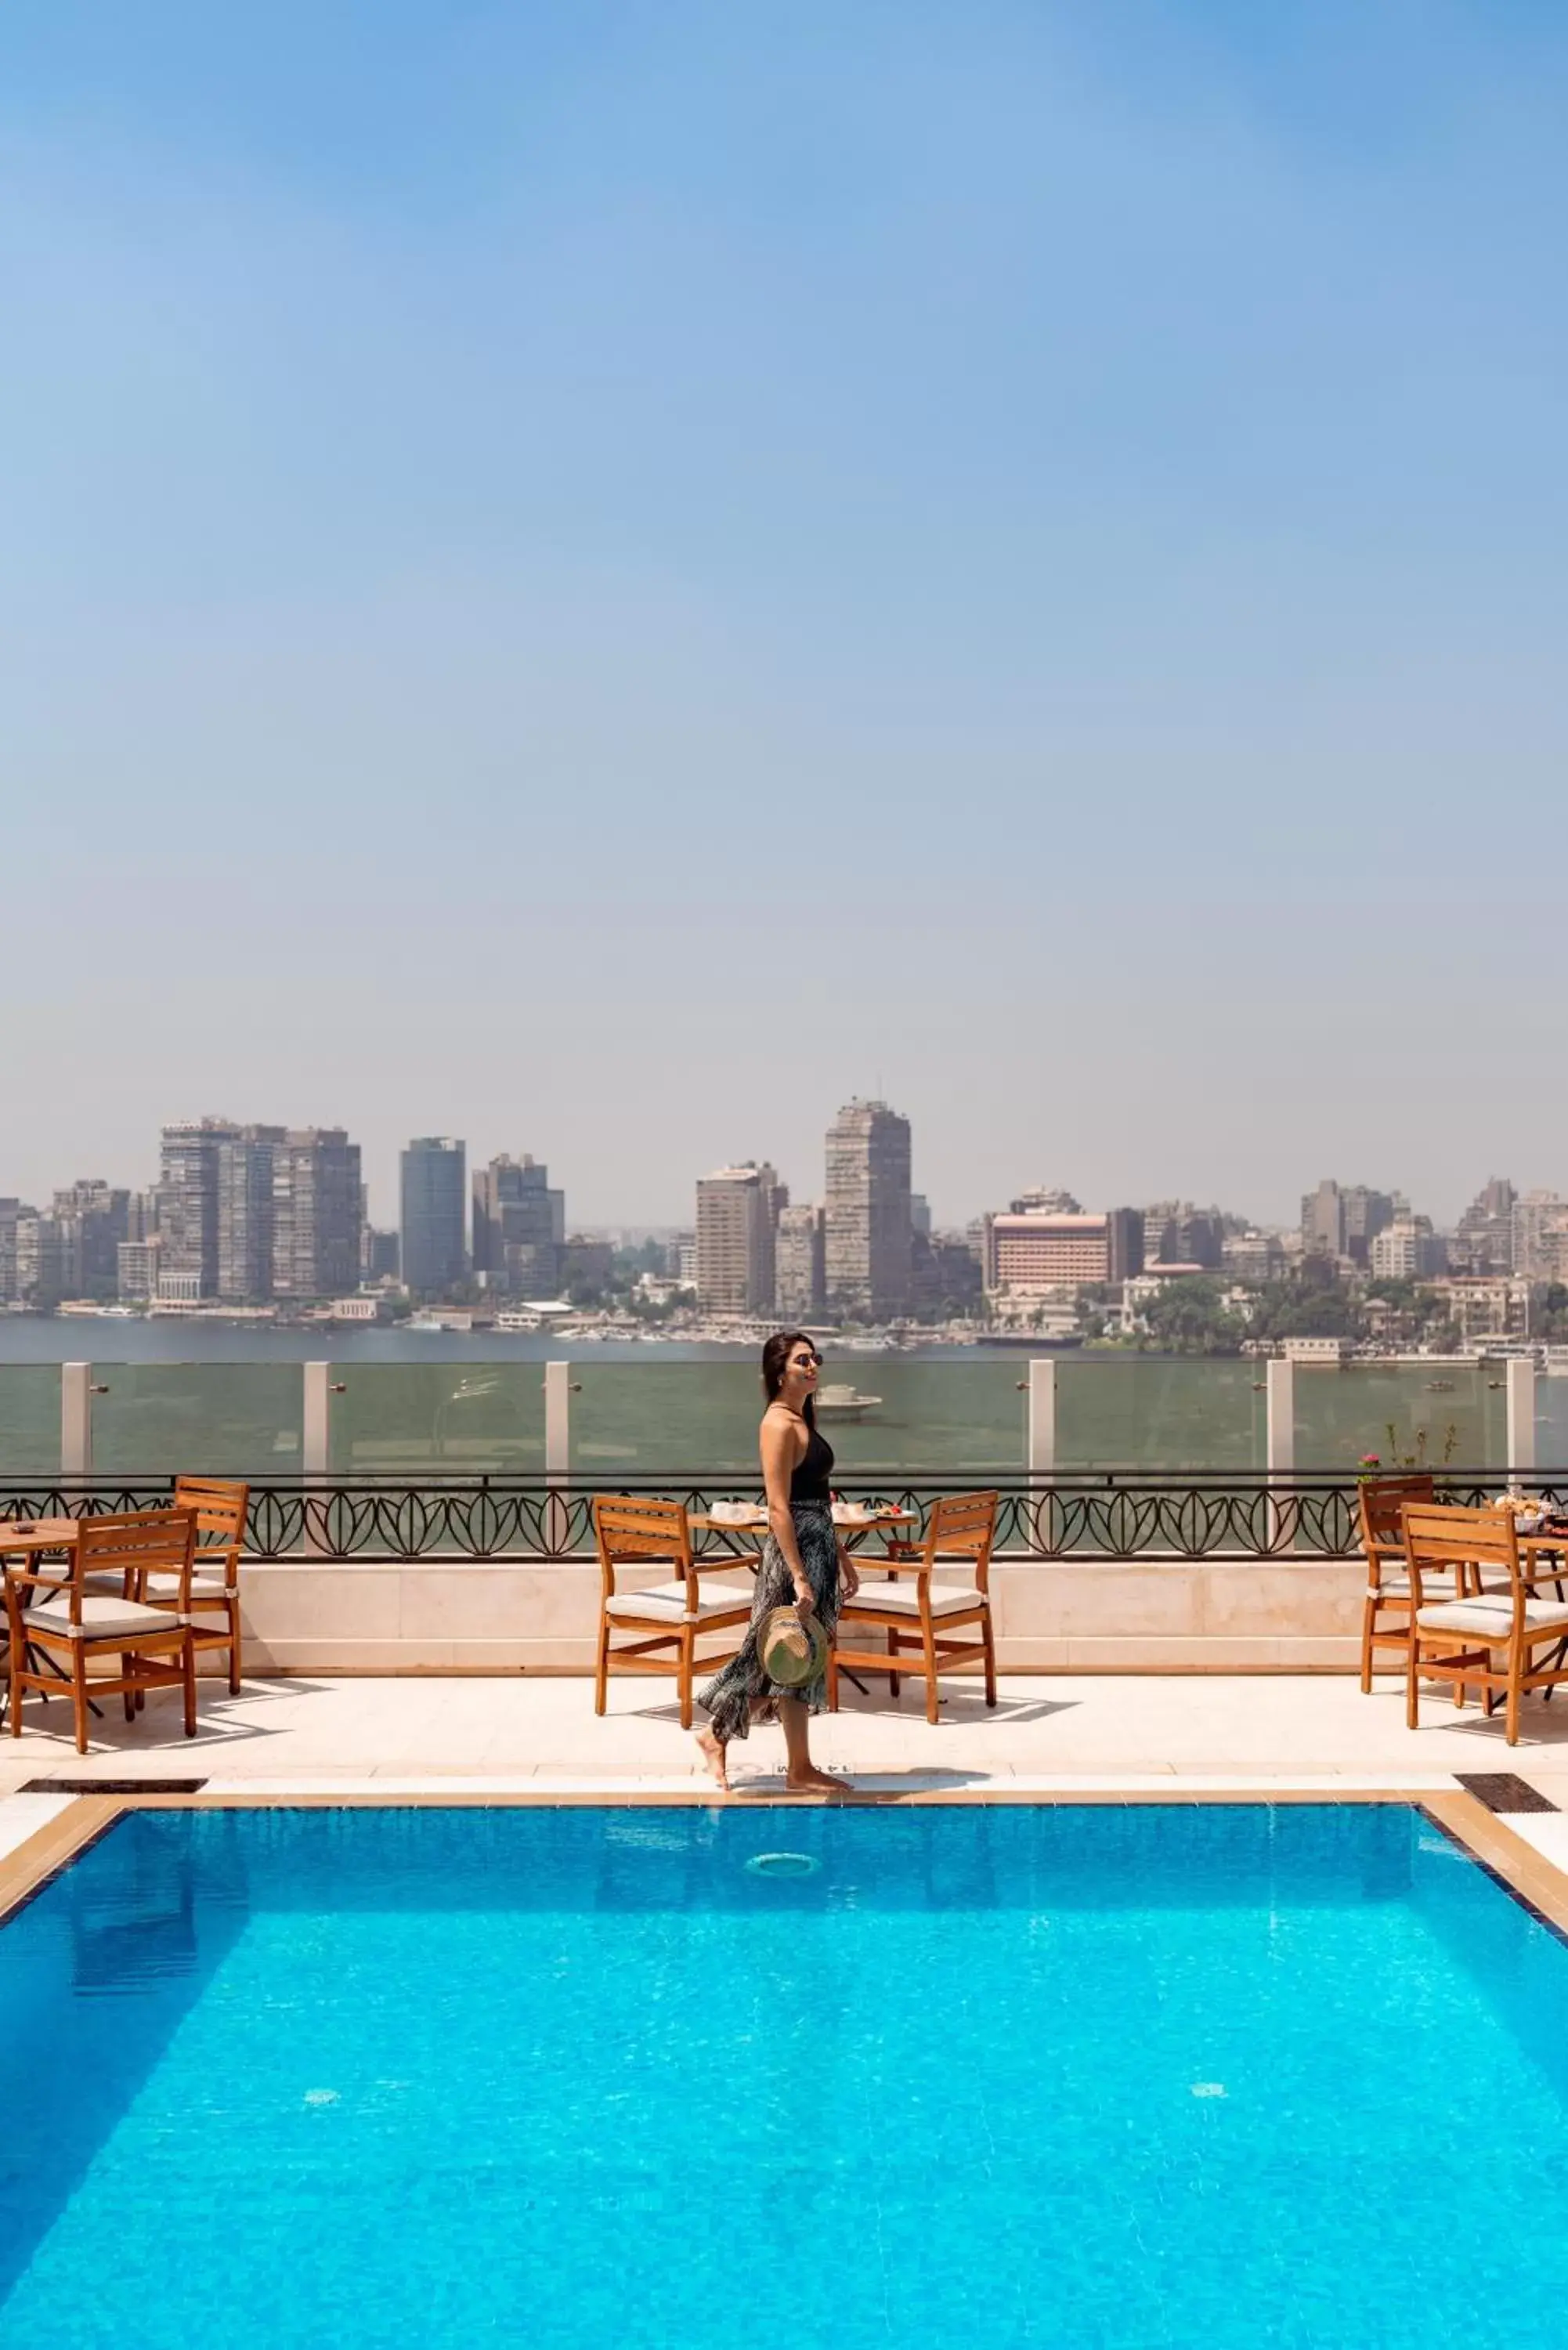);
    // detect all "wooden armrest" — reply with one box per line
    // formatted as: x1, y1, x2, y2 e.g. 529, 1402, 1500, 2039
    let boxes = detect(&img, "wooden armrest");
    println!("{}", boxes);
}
3, 1565, 70, 1592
